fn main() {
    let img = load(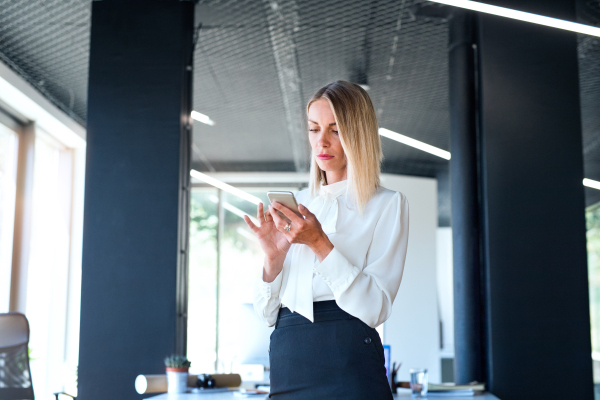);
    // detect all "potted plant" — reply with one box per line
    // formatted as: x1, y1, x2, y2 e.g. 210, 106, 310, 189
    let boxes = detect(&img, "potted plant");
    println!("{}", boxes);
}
164, 354, 191, 393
